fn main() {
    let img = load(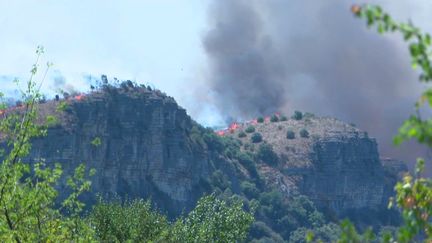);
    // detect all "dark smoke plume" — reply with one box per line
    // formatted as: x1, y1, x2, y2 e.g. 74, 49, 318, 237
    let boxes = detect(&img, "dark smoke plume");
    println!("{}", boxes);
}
203, 0, 430, 165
